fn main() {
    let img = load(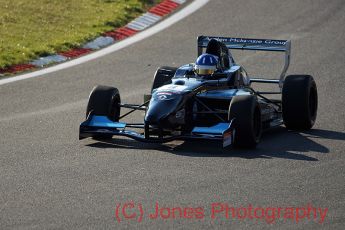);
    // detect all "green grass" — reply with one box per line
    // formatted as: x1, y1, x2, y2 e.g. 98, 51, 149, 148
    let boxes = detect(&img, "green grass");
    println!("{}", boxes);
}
0, 0, 160, 68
